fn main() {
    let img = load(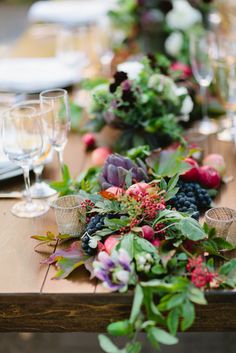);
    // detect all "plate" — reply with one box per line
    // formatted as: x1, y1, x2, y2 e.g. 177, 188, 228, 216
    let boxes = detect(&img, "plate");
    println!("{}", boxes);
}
0, 57, 86, 93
